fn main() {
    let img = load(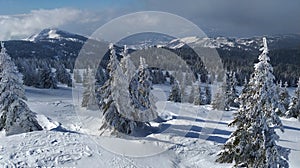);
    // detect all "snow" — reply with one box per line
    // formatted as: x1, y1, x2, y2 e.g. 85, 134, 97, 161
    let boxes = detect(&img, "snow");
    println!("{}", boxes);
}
169, 36, 237, 49
48, 29, 60, 39
25, 29, 85, 43
0, 84, 299, 167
